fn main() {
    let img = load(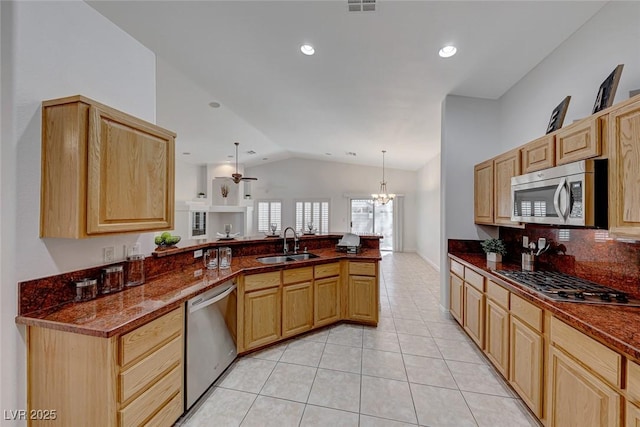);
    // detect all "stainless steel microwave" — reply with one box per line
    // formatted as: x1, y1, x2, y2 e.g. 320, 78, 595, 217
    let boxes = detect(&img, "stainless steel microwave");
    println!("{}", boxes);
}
511, 159, 607, 227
